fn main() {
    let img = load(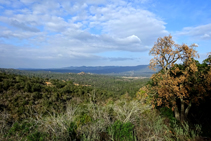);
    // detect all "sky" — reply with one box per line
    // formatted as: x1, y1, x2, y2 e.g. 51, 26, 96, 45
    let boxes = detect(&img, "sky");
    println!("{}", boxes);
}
0, 0, 210, 68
